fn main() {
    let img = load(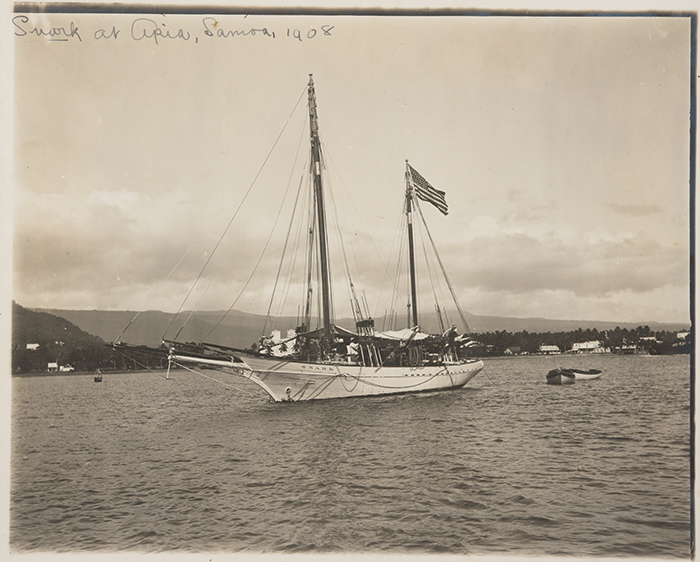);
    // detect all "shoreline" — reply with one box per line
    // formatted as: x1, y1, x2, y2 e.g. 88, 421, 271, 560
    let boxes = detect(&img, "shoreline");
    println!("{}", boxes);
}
11, 368, 165, 378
